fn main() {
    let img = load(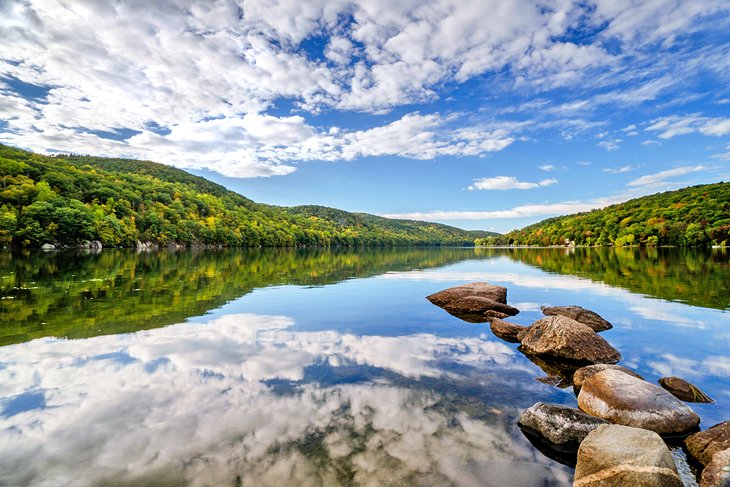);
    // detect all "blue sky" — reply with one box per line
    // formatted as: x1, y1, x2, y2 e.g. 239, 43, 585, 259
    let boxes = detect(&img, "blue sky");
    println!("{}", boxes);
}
1, 1, 729, 232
